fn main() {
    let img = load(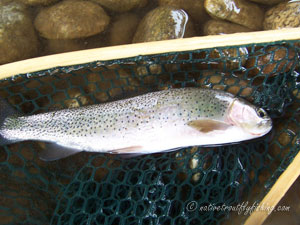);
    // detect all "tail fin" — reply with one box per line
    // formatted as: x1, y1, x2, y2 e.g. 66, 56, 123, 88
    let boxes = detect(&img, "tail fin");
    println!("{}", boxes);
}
0, 99, 17, 145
